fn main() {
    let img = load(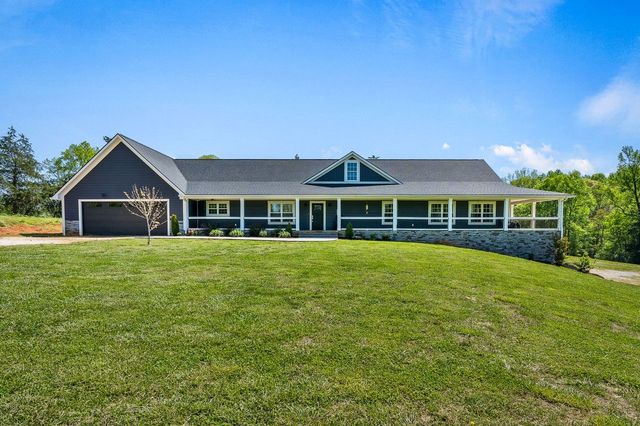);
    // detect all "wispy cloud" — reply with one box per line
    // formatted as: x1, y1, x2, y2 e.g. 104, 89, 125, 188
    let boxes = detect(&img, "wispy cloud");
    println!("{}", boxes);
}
577, 77, 640, 136
491, 143, 593, 174
353, 0, 560, 55
441, 143, 450, 150
452, 0, 562, 56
